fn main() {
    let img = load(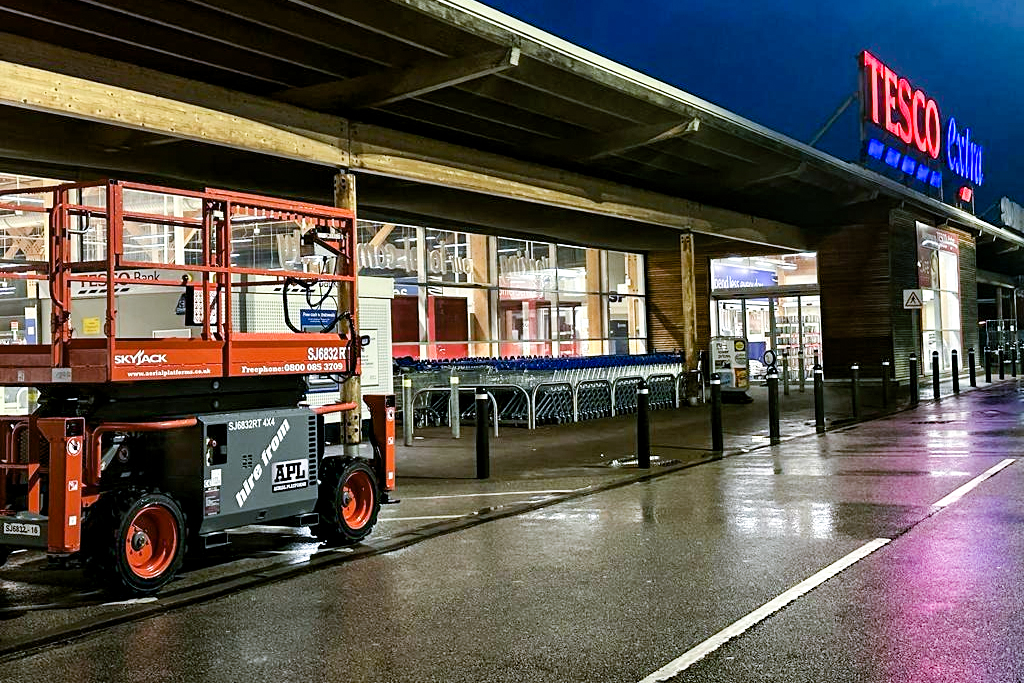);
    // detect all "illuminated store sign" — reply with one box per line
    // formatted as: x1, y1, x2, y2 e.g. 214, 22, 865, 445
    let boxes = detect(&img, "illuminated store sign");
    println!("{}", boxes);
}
710, 263, 778, 290
860, 50, 983, 192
